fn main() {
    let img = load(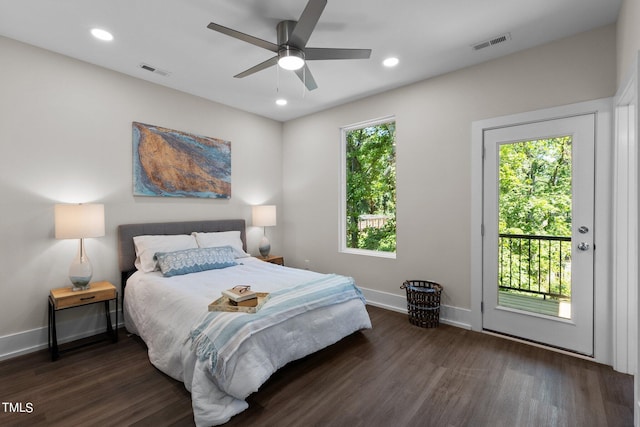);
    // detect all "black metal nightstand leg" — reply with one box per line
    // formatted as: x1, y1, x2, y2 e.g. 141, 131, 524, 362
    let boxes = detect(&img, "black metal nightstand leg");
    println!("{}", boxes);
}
104, 300, 112, 335
48, 300, 51, 351
49, 298, 59, 361
103, 297, 118, 343
114, 295, 118, 342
